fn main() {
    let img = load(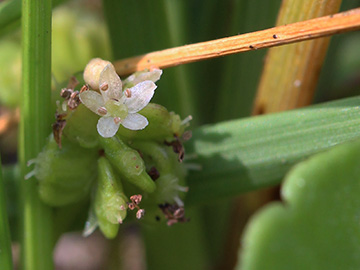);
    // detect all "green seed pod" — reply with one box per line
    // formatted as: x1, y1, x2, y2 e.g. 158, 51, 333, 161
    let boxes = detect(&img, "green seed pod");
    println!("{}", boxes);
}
117, 103, 187, 142
34, 135, 98, 207
99, 136, 156, 193
62, 103, 100, 148
94, 157, 127, 239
